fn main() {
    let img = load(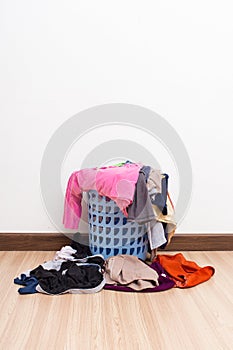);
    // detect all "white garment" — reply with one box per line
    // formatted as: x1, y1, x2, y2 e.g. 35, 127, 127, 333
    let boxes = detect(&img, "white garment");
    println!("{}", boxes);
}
54, 245, 77, 261
147, 220, 167, 249
147, 168, 162, 194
